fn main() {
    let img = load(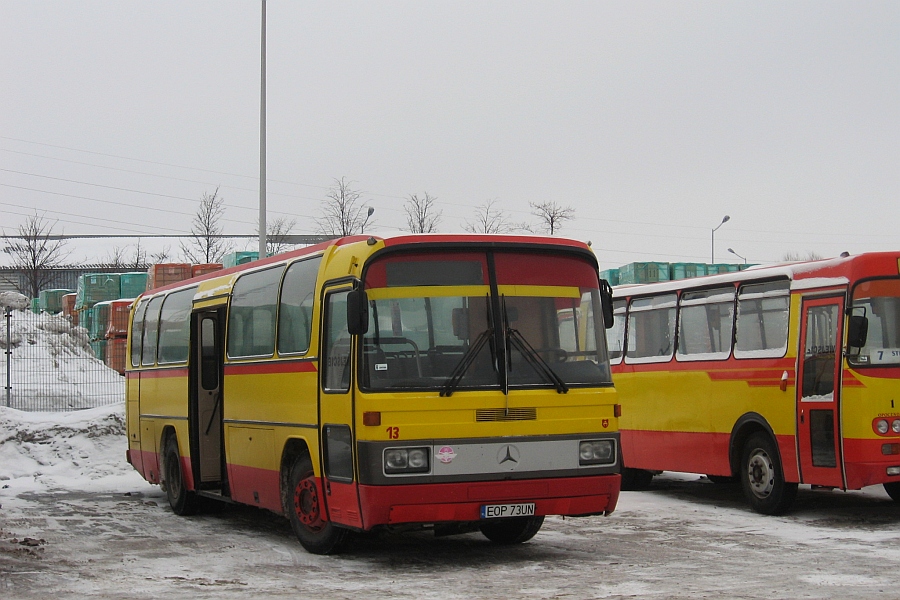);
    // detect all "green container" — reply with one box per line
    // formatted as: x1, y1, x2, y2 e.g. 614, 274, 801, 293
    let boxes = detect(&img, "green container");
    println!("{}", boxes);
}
670, 263, 708, 280
90, 339, 107, 362
80, 307, 94, 336
708, 263, 741, 275
76, 273, 122, 310
120, 272, 149, 299
38, 289, 74, 314
618, 262, 671, 285
223, 251, 259, 269
31, 297, 40, 314
599, 268, 620, 286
